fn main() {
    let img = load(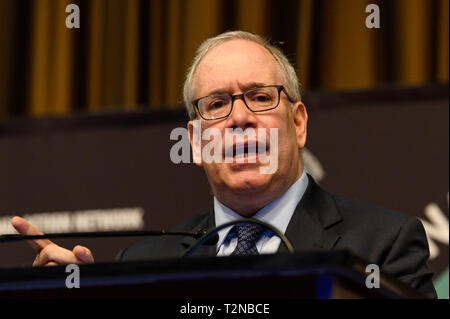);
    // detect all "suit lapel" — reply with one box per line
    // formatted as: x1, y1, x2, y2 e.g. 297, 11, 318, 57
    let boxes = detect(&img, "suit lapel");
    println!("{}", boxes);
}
180, 210, 217, 257
279, 175, 342, 253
